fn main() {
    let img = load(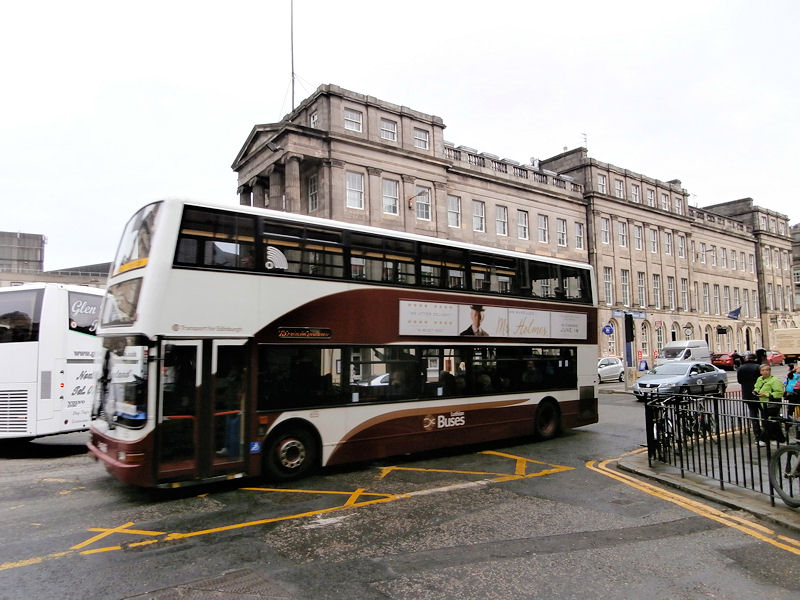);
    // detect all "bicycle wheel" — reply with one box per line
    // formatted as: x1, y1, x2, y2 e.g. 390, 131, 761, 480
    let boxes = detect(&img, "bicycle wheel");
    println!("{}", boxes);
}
768, 445, 800, 508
